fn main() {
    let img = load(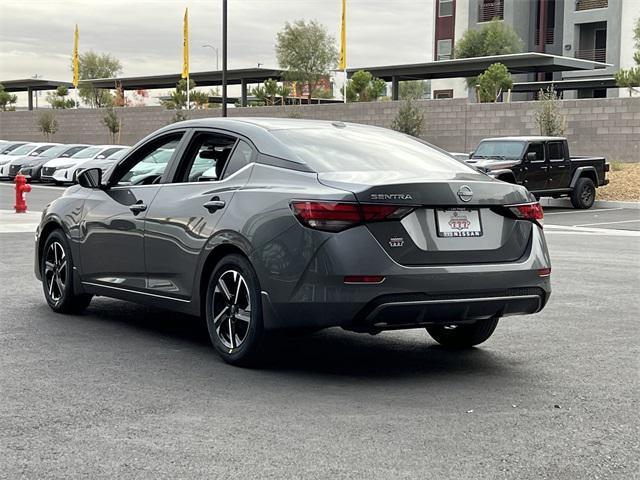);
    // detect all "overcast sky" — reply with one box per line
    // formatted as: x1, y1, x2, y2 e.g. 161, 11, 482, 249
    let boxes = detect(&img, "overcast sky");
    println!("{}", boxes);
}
0, 0, 435, 105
